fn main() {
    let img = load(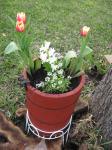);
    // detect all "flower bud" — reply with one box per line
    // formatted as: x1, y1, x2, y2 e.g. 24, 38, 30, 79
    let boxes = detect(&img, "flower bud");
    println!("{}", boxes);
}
16, 21, 25, 32
80, 26, 90, 37
17, 12, 26, 23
